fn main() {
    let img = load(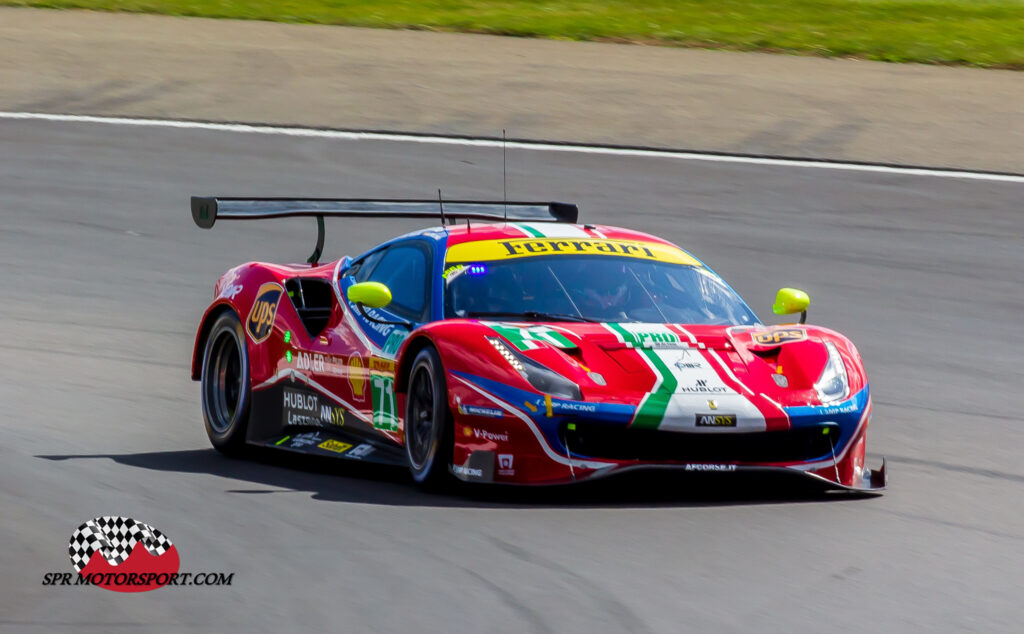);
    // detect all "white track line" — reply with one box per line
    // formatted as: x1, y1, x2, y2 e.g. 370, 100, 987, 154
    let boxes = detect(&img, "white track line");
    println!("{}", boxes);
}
2, 111, 1022, 184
